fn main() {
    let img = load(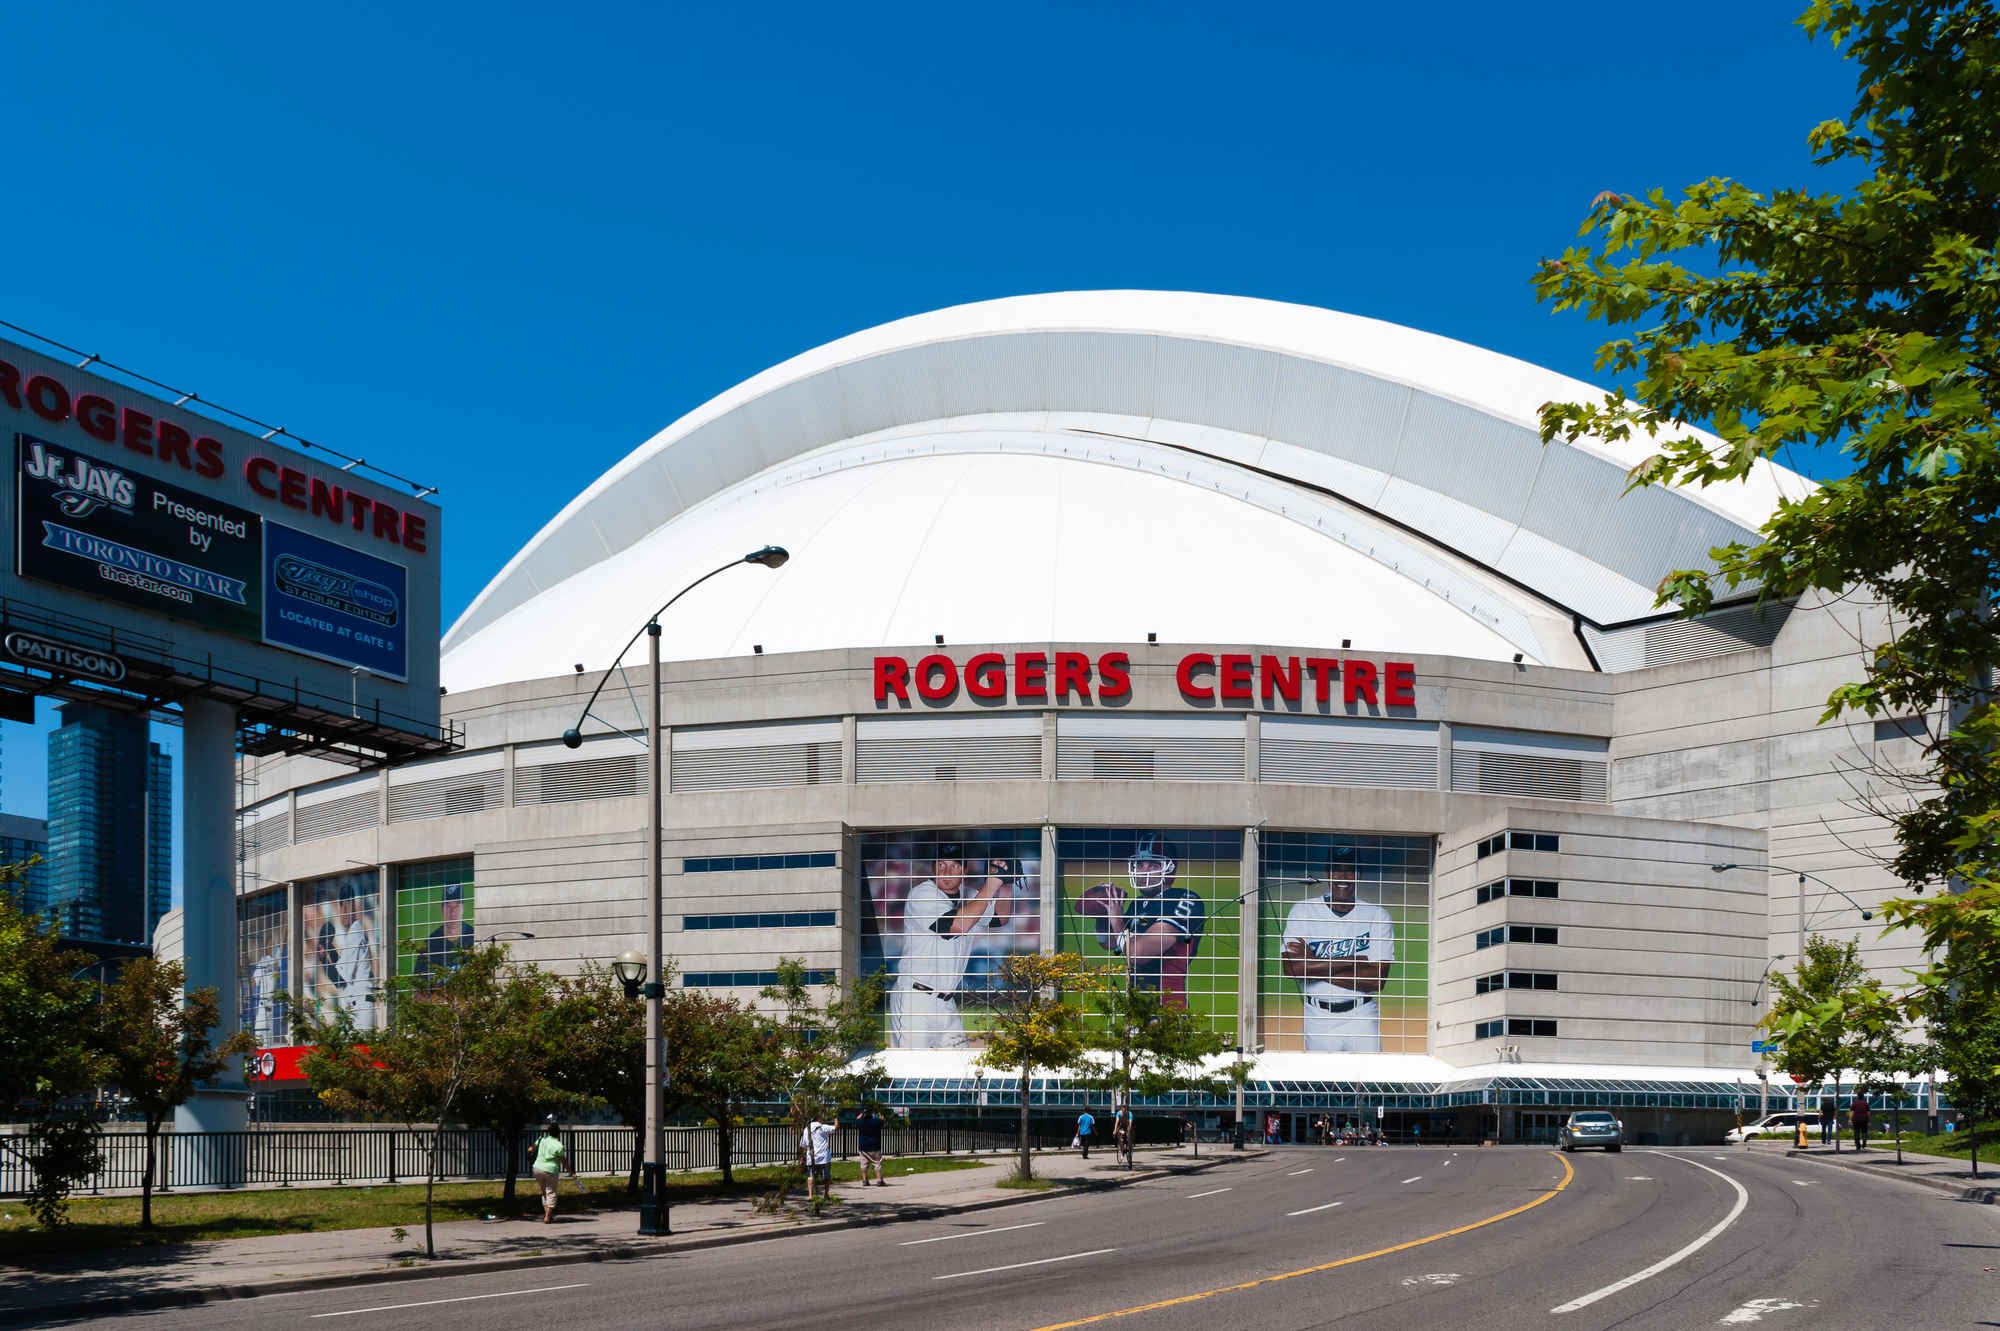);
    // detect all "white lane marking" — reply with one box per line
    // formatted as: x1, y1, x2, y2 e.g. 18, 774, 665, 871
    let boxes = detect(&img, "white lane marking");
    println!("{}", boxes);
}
1187, 1187, 1232, 1199
1550, 1152, 1751, 1315
1442, 1159, 1452, 1167
1625, 1176, 1654, 1181
311, 1284, 589, 1319
900, 1221, 1044, 1246
1720, 1297, 1813, 1324
935, 1248, 1117, 1281
1791, 1180, 1813, 1186
1287, 1168, 1315, 1176
1402, 1175, 1424, 1184
1334, 1156, 1347, 1163
1402, 1273, 1460, 1288
1288, 1201, 1345, 1216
